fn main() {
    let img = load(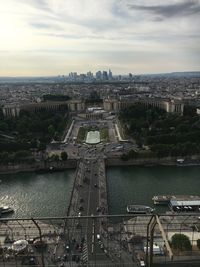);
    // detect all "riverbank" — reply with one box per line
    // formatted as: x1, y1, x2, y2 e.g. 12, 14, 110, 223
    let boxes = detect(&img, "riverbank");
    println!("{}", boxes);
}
0, 159, 77, 174
106, 155, 200, 167
1, 154, 200, 175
